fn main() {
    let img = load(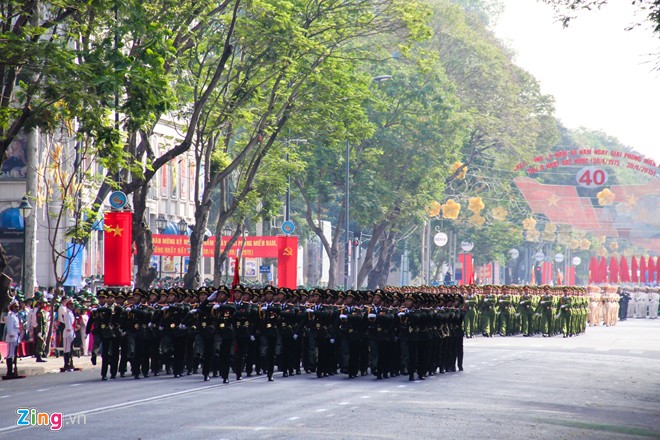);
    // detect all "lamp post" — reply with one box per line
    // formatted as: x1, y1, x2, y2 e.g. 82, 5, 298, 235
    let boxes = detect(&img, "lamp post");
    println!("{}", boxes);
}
156, 214, 167, 281
177, 218, 188, 284
19, 196, 32, 294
